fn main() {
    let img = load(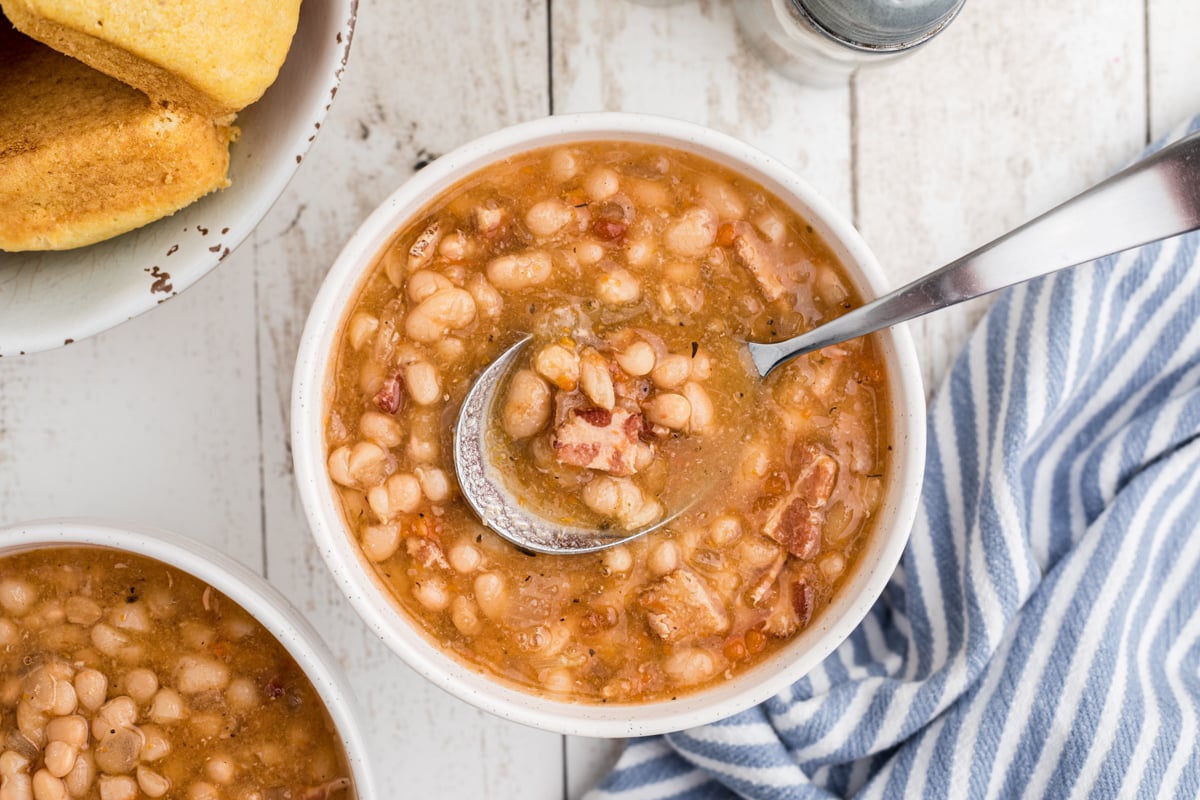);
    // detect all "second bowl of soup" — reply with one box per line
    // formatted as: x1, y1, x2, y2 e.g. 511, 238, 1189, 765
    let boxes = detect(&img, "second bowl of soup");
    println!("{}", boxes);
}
293, 112, 925, 736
